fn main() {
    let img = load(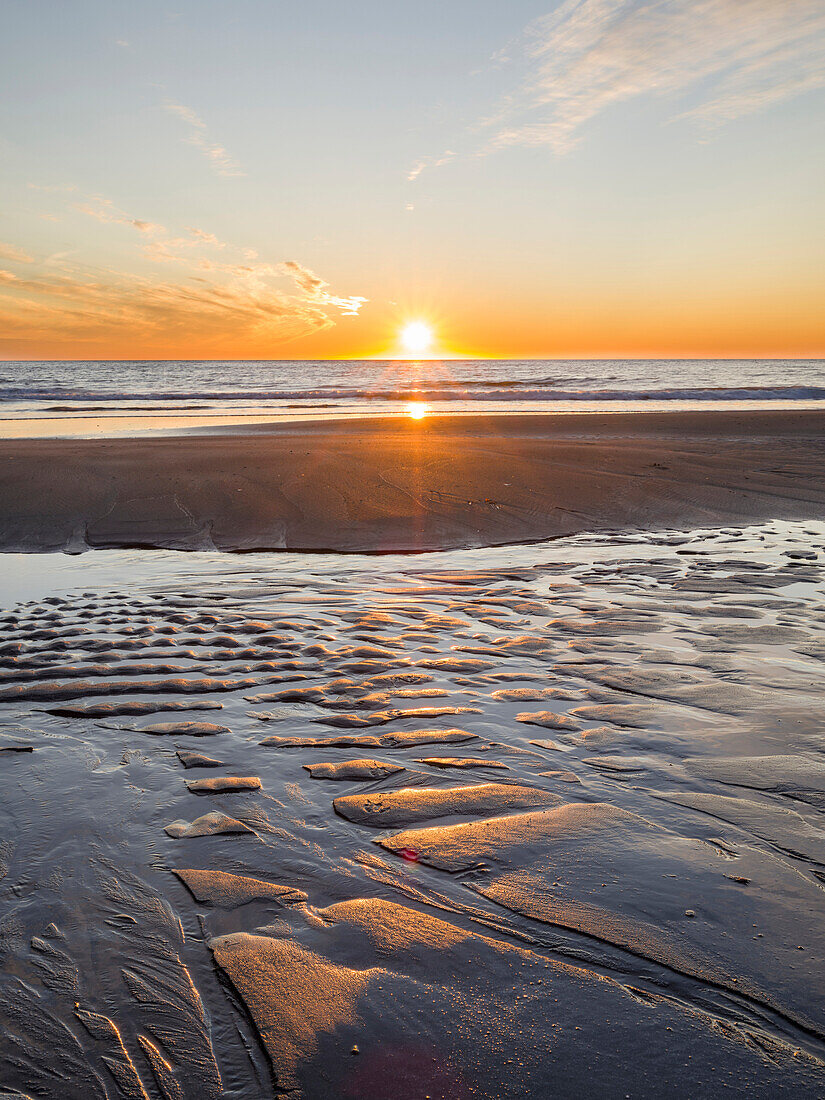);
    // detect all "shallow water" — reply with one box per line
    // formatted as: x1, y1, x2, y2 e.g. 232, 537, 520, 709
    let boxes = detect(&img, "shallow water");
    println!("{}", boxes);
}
1, 357, 823, 437
1, 522, 824, 1097
6, 397, 825, 439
